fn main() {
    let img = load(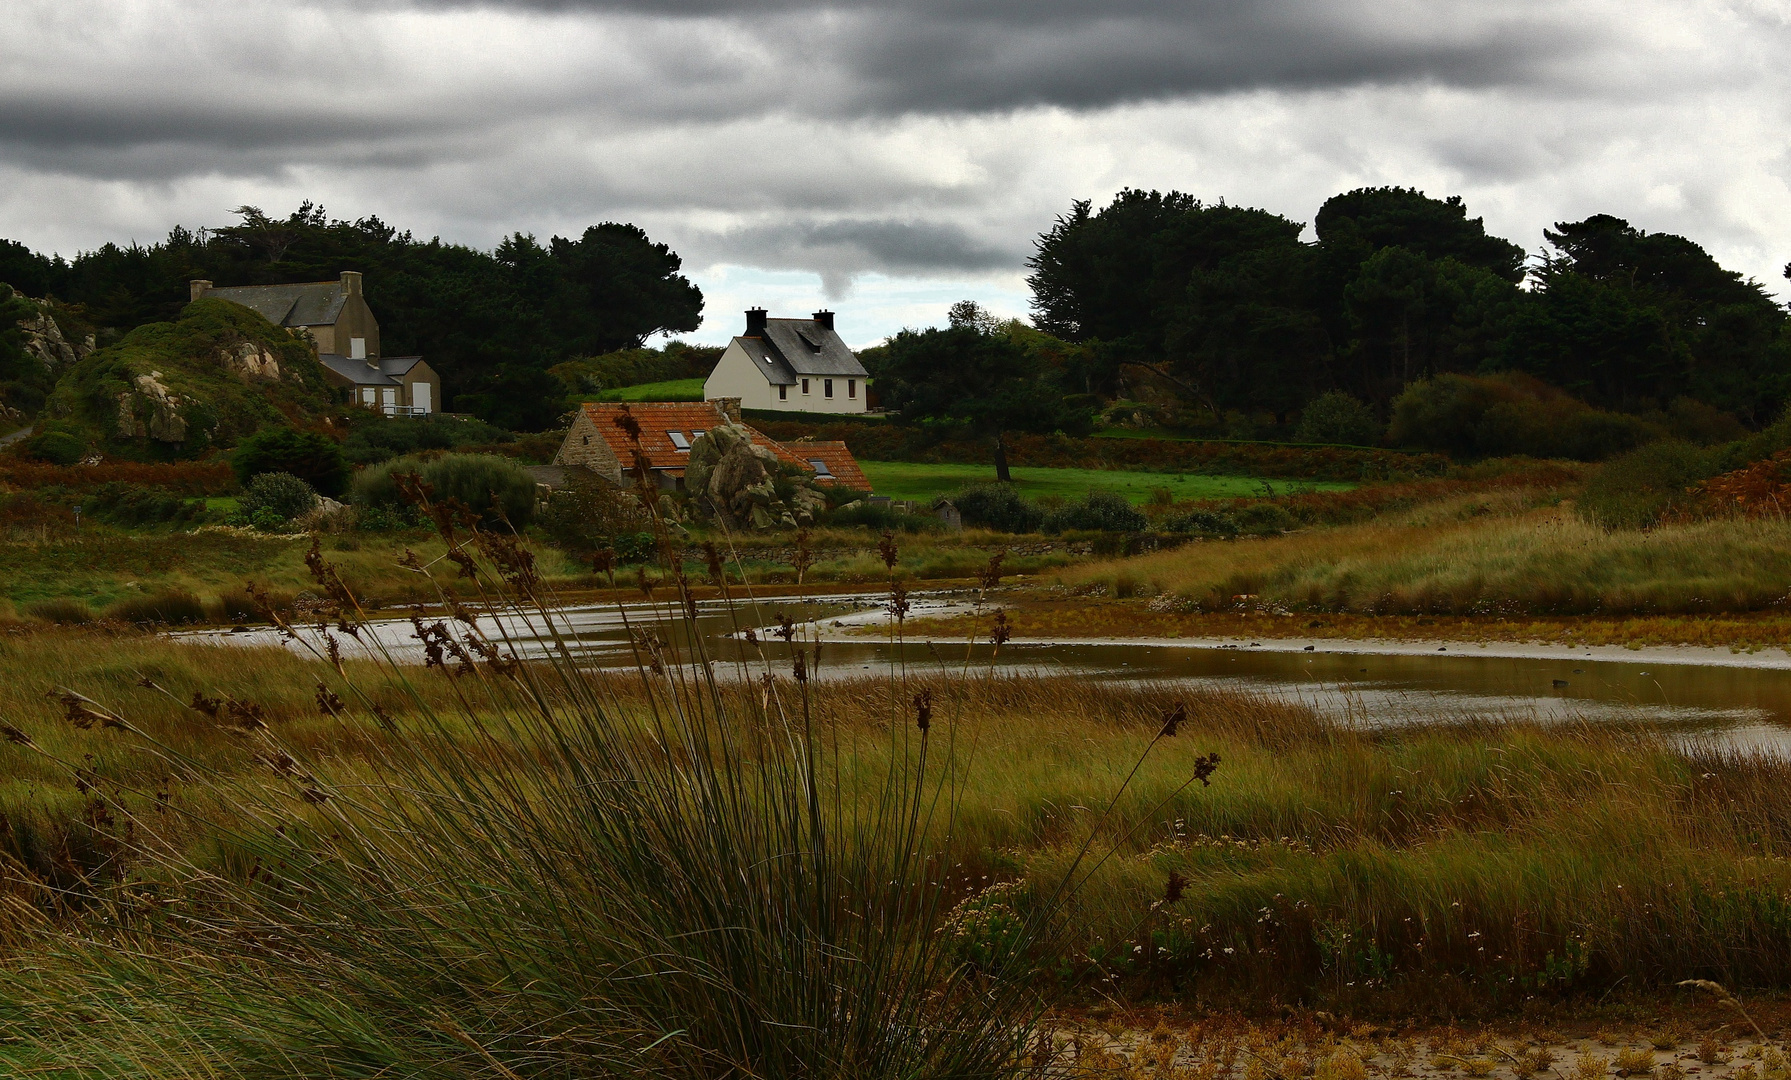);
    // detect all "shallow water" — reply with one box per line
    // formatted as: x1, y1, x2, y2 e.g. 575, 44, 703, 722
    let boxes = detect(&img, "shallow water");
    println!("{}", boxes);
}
182, 590, 1791, 750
